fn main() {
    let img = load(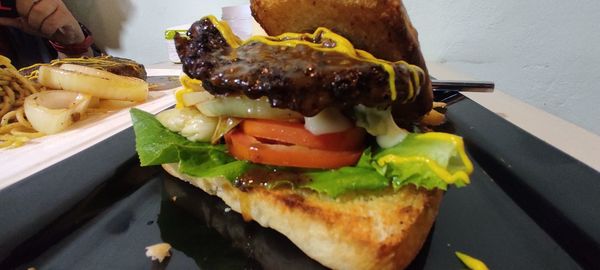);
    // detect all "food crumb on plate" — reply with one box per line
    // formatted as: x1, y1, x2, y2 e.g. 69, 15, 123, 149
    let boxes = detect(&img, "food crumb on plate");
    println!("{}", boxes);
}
145, 243, 172, 263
